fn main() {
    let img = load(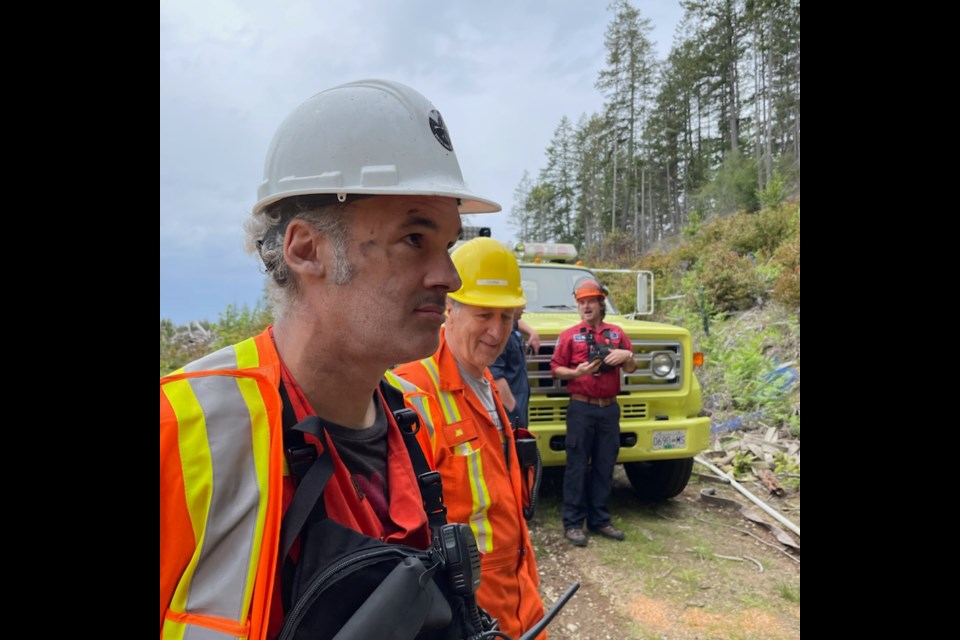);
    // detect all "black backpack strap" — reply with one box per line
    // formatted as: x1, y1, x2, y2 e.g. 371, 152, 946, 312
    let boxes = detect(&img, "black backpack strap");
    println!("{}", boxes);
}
379, 381, 448, 530
280, 415, 333, 561
280, 382, 318, 481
